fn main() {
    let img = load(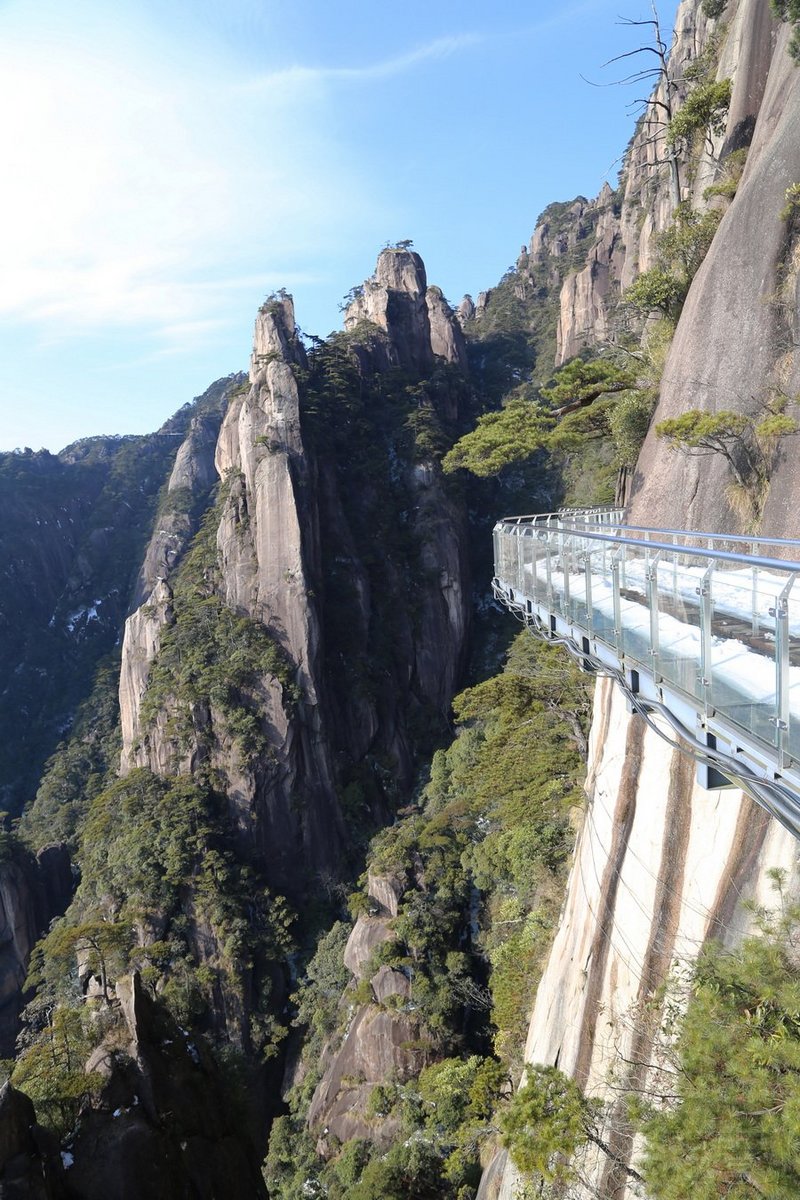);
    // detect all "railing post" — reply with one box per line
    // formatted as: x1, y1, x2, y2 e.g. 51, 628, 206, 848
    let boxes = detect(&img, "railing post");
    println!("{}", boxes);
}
699, 563, 714, 710
544, 534, 554, 615
561, 529, 570, 615
584, 551, 594, 637
611, 549, 623, 652
751, 548, 760, 637
773, 574, 796, 765
647, 551, 661, 677
672, 553, 678, 607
